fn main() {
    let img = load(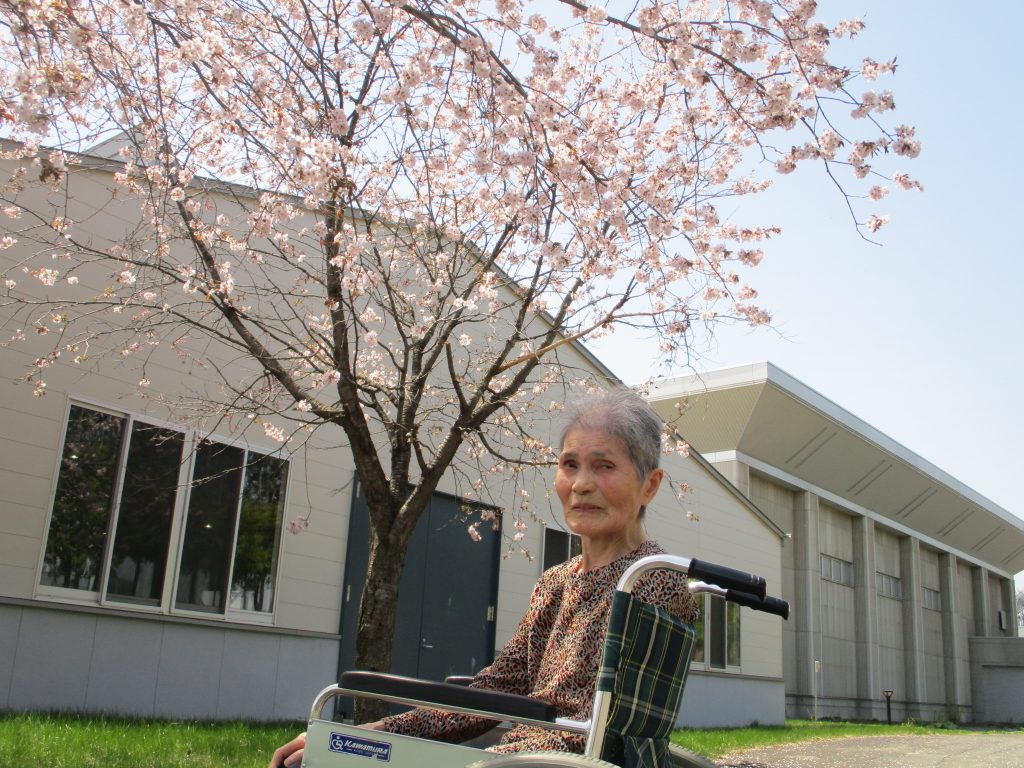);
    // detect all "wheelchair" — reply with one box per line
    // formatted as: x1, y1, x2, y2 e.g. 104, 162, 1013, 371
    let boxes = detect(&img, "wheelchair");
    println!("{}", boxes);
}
301, 554, 789, 768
